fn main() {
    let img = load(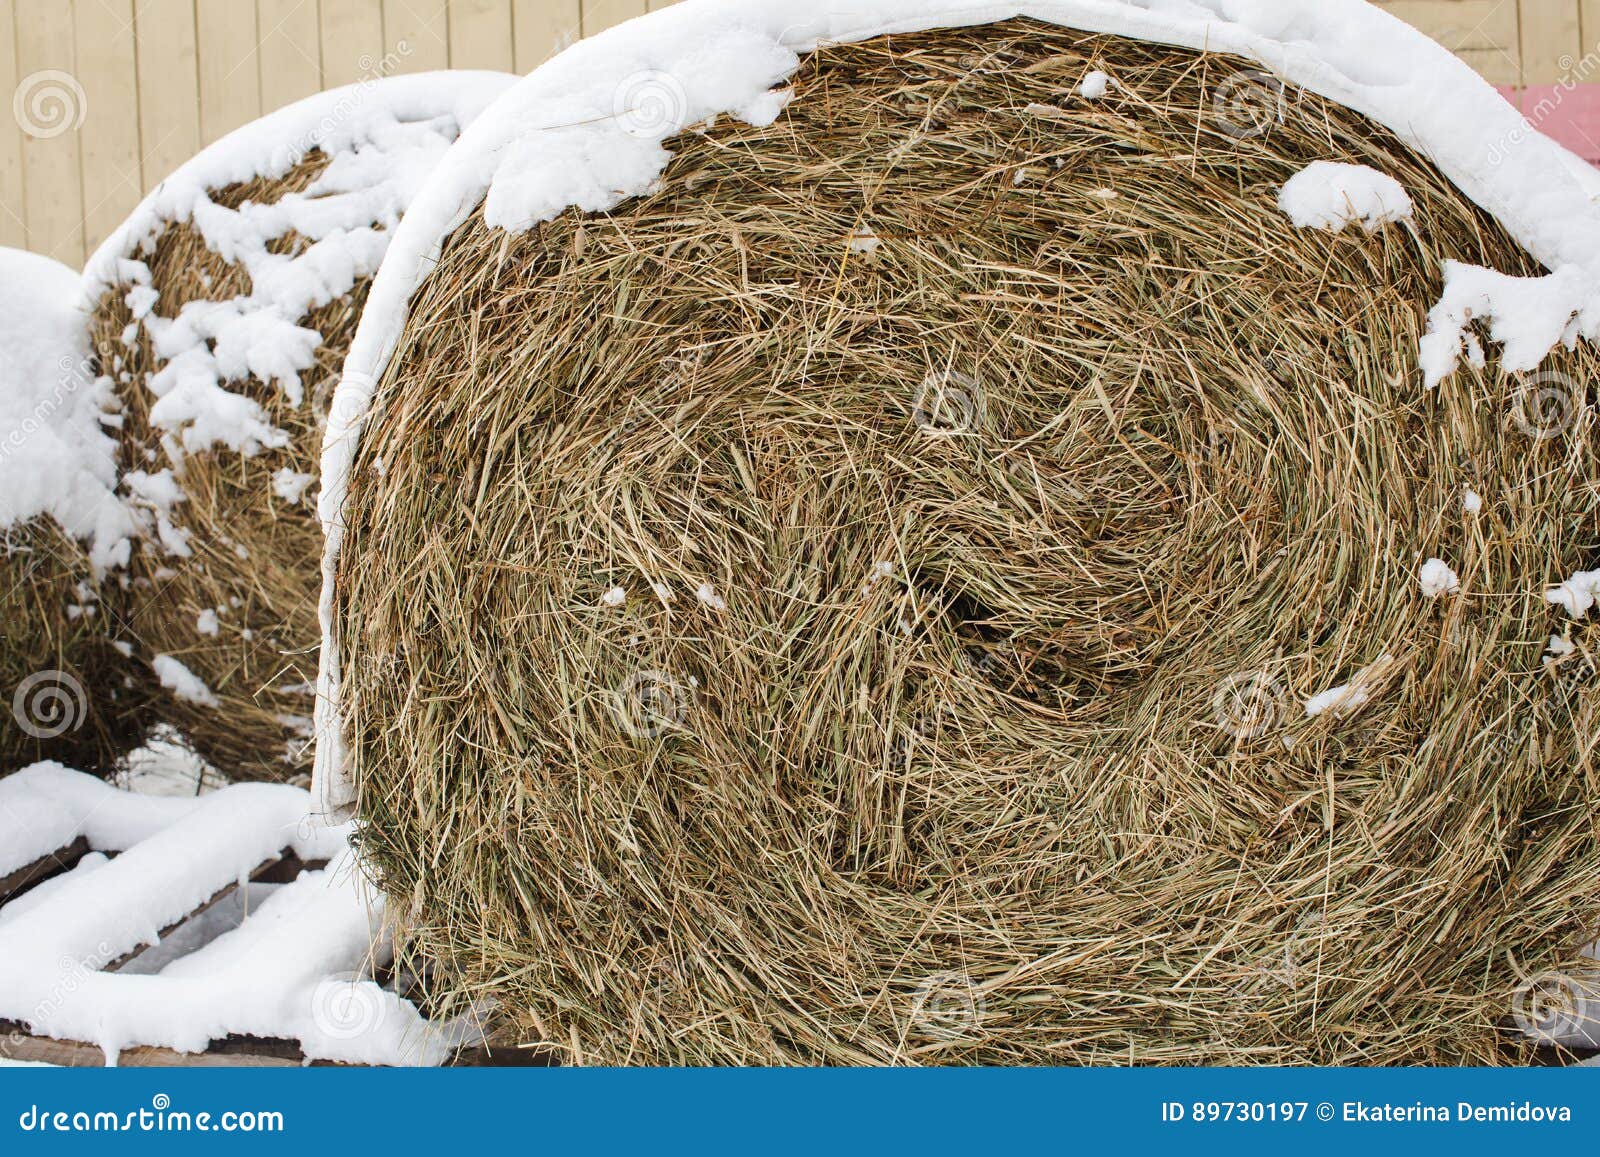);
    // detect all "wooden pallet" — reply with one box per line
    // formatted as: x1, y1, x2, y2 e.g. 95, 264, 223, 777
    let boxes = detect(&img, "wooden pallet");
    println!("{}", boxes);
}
0, 837, 554, 1068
